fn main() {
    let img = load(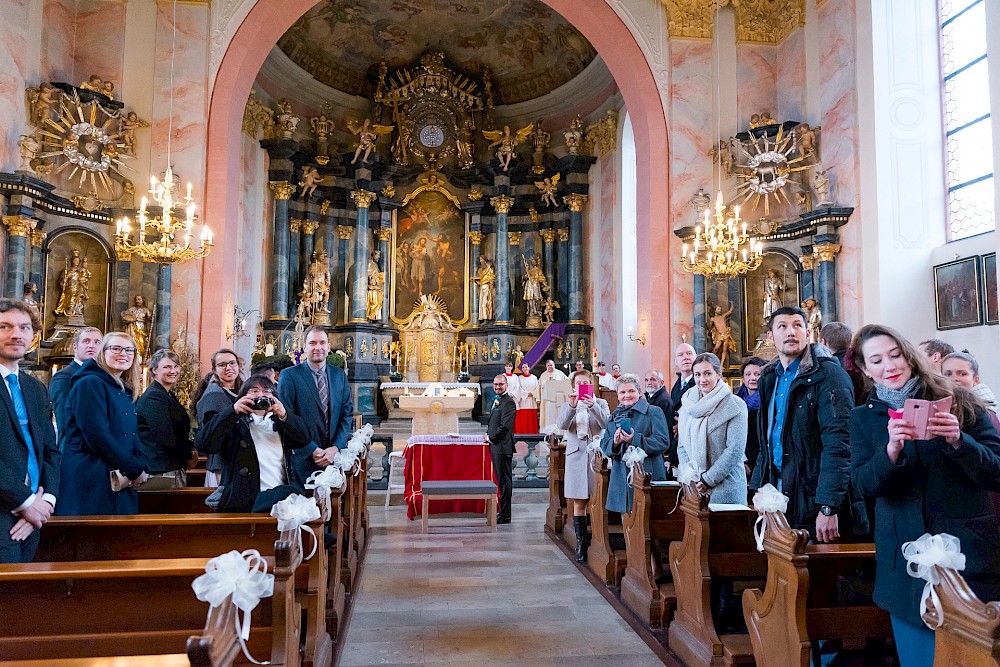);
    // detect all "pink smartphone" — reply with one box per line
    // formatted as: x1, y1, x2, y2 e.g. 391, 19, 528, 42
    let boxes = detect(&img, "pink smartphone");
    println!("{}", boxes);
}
903, 397, 953, 440
577, 384, 594, 400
